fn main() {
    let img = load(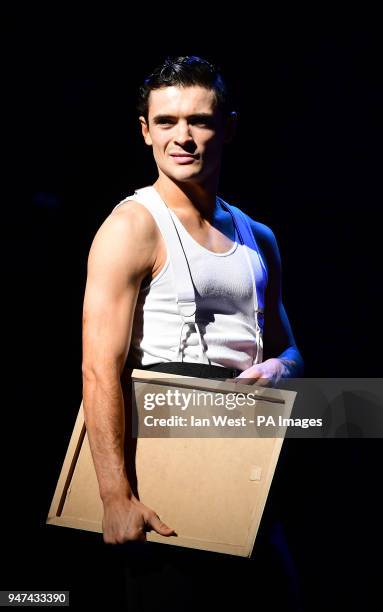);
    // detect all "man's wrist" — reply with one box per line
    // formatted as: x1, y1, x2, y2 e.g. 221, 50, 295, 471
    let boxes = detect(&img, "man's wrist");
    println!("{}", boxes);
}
277, 357, 296, 378
100, 481, 133, 503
